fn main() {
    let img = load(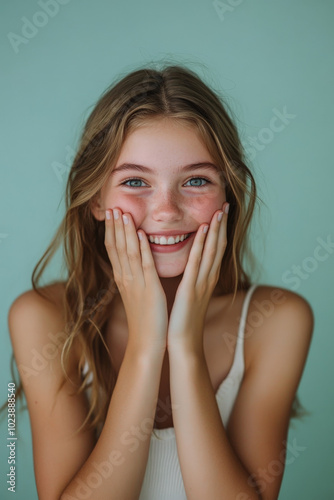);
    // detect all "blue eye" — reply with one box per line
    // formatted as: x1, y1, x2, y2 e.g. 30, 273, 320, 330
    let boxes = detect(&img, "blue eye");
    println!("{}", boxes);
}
122, 178, 148, 188
184, 177, 210, 187
121, 176, 211, 188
